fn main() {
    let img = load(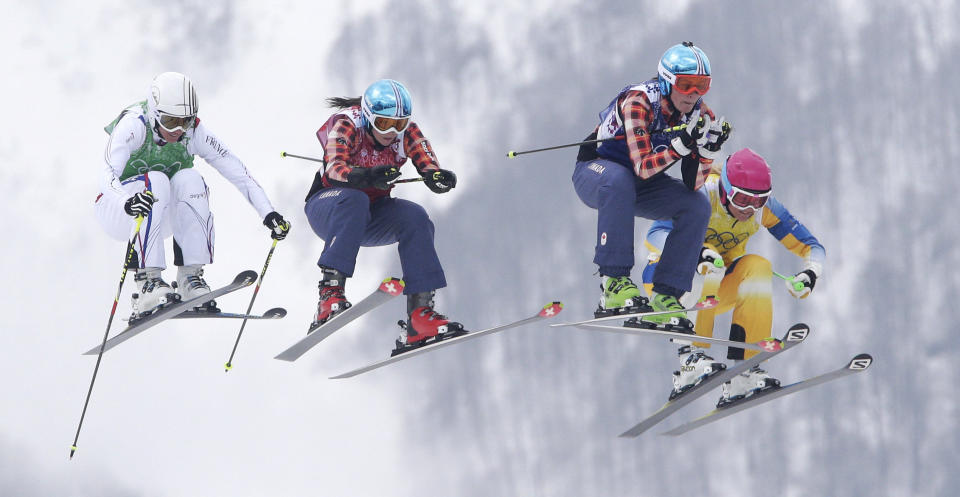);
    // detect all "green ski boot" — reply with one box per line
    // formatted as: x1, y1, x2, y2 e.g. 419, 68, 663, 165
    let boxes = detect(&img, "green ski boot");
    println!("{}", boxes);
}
639, 293, 694, 331
595, 276, 651, 318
